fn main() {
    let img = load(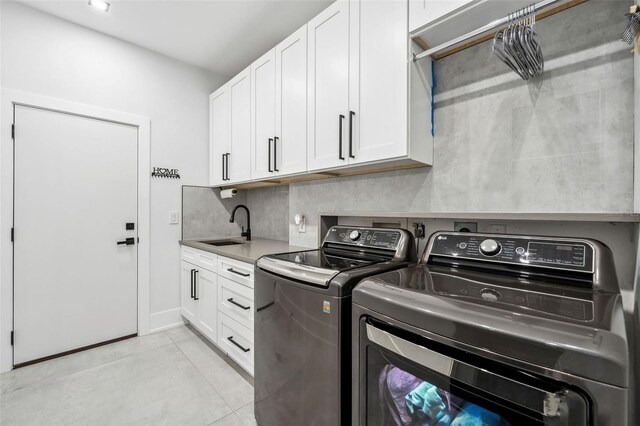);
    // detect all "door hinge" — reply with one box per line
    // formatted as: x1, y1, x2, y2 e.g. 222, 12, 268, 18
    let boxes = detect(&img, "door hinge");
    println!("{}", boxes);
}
11, 228, 14, 242
10, 331, 14, 346
11, 124, 15, 140
137, 237, 140, 243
